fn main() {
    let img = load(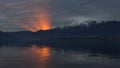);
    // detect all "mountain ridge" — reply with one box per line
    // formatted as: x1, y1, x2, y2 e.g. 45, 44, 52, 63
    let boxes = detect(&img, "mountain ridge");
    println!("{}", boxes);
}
4, 20, 120, 40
